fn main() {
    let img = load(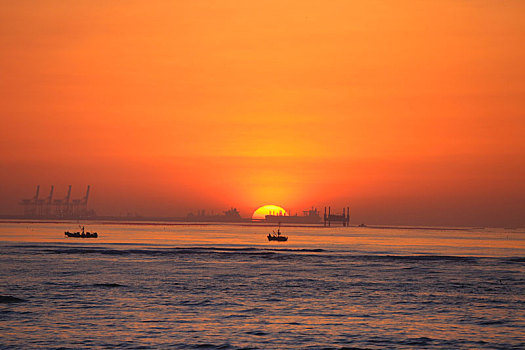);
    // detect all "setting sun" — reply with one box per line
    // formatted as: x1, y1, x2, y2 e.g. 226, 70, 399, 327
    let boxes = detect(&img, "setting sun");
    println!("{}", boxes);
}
252, 205, 288, 220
